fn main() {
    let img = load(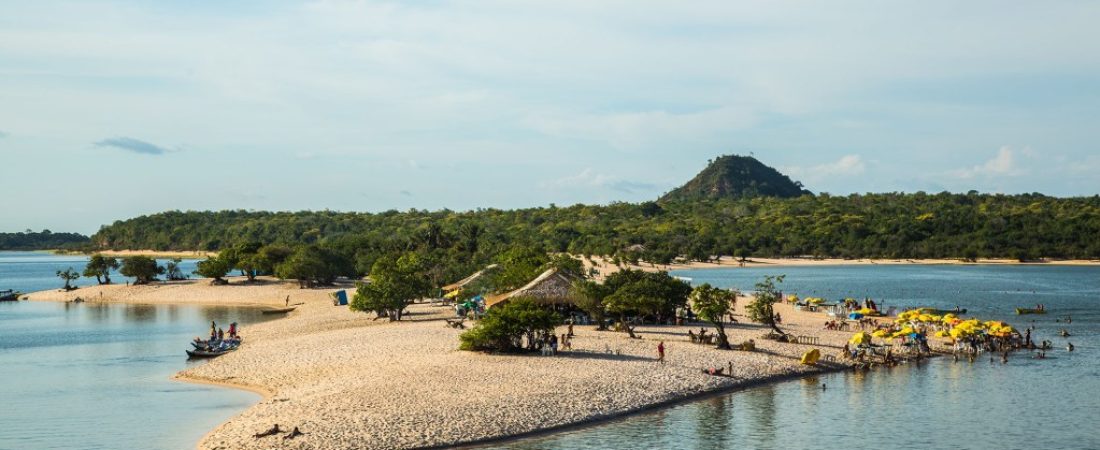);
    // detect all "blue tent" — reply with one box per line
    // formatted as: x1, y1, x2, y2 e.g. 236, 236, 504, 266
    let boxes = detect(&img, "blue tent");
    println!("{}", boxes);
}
848, 312, 864, 320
